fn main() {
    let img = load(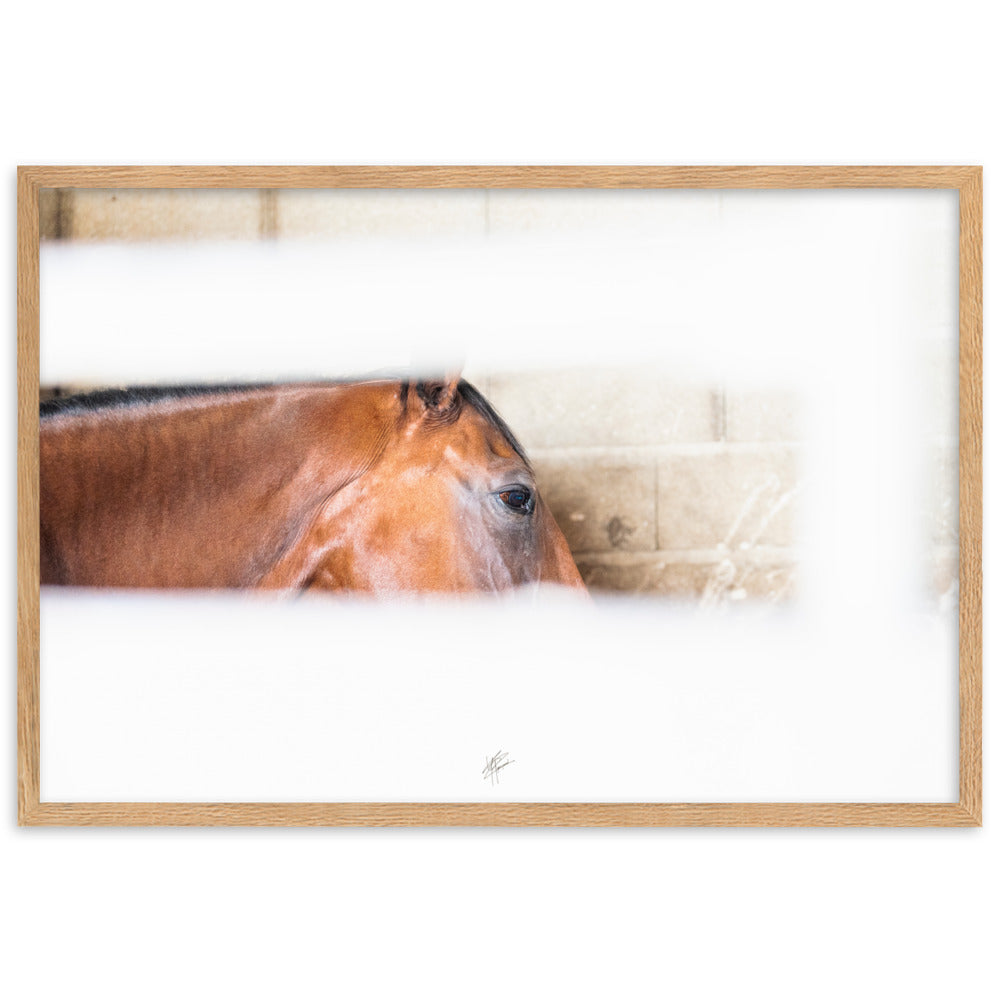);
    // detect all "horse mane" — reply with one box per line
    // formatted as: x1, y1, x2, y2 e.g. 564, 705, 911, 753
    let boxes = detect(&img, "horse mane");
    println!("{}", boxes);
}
39, 383, 275, 420
40, 377, 532, 469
